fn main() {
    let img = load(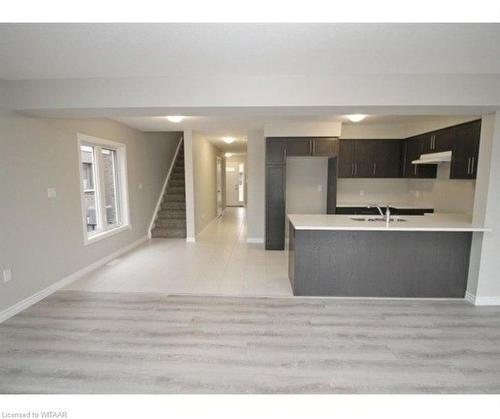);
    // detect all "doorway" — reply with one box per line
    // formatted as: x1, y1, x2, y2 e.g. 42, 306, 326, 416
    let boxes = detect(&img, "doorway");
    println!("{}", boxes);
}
216, 156, 223, 217
226, 161, 245, 206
